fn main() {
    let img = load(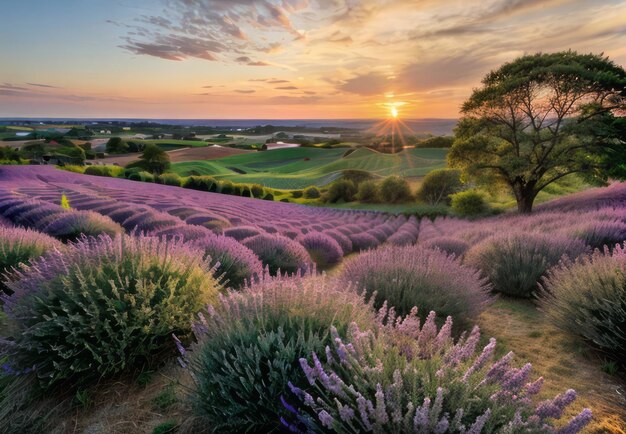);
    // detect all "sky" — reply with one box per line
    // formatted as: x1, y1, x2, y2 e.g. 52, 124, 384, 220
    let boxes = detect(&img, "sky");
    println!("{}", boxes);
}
1, 0, 625, 120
